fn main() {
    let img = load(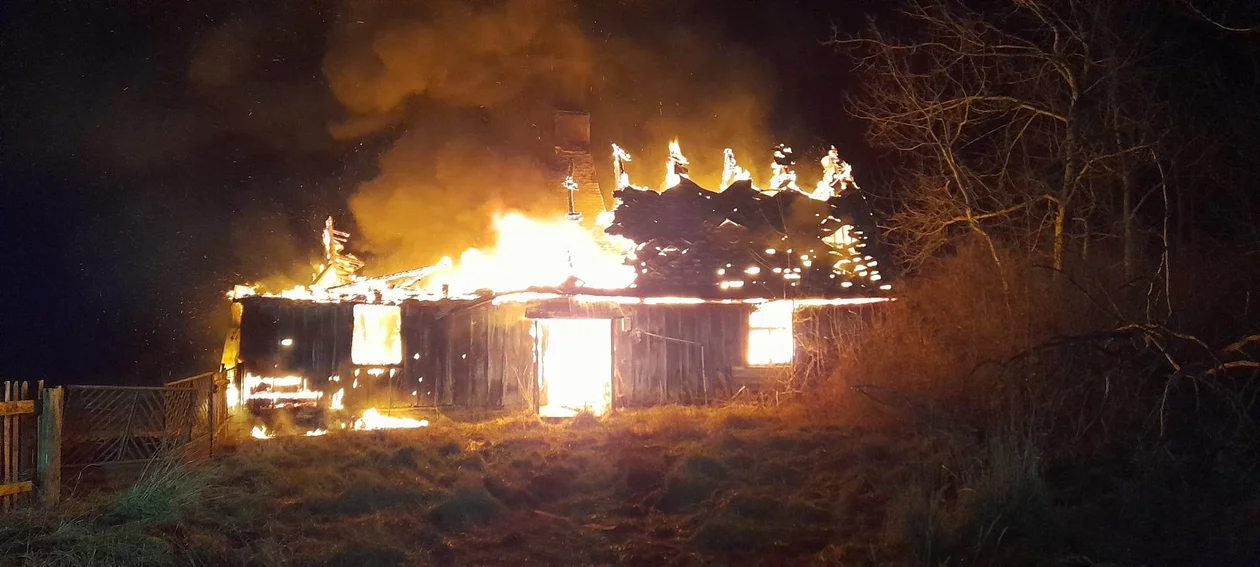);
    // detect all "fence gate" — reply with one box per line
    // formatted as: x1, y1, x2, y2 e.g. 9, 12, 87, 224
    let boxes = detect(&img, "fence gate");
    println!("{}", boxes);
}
1, 381, 38, 510
163, 372, 225, 463
61, 384, 202, 490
